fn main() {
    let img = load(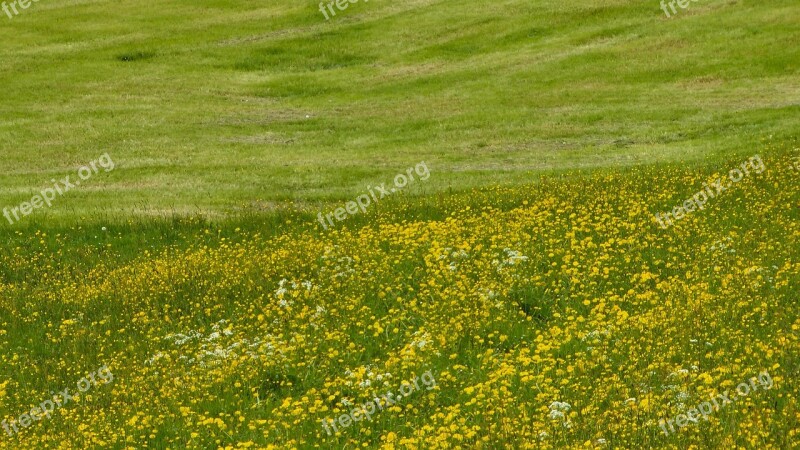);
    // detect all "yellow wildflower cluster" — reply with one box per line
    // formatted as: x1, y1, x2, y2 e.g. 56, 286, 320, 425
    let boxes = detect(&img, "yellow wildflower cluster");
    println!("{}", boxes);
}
0, 151, 798, 449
